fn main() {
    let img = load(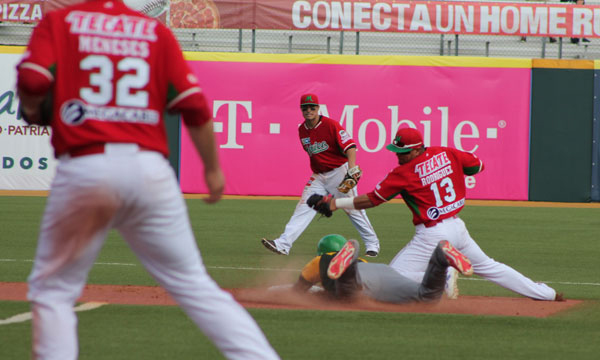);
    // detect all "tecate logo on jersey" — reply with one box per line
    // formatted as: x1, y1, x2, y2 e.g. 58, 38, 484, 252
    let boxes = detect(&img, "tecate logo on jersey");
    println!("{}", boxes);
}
415, 152, 451, 177
415, 152, 455, 186
65, 11, 158, 41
